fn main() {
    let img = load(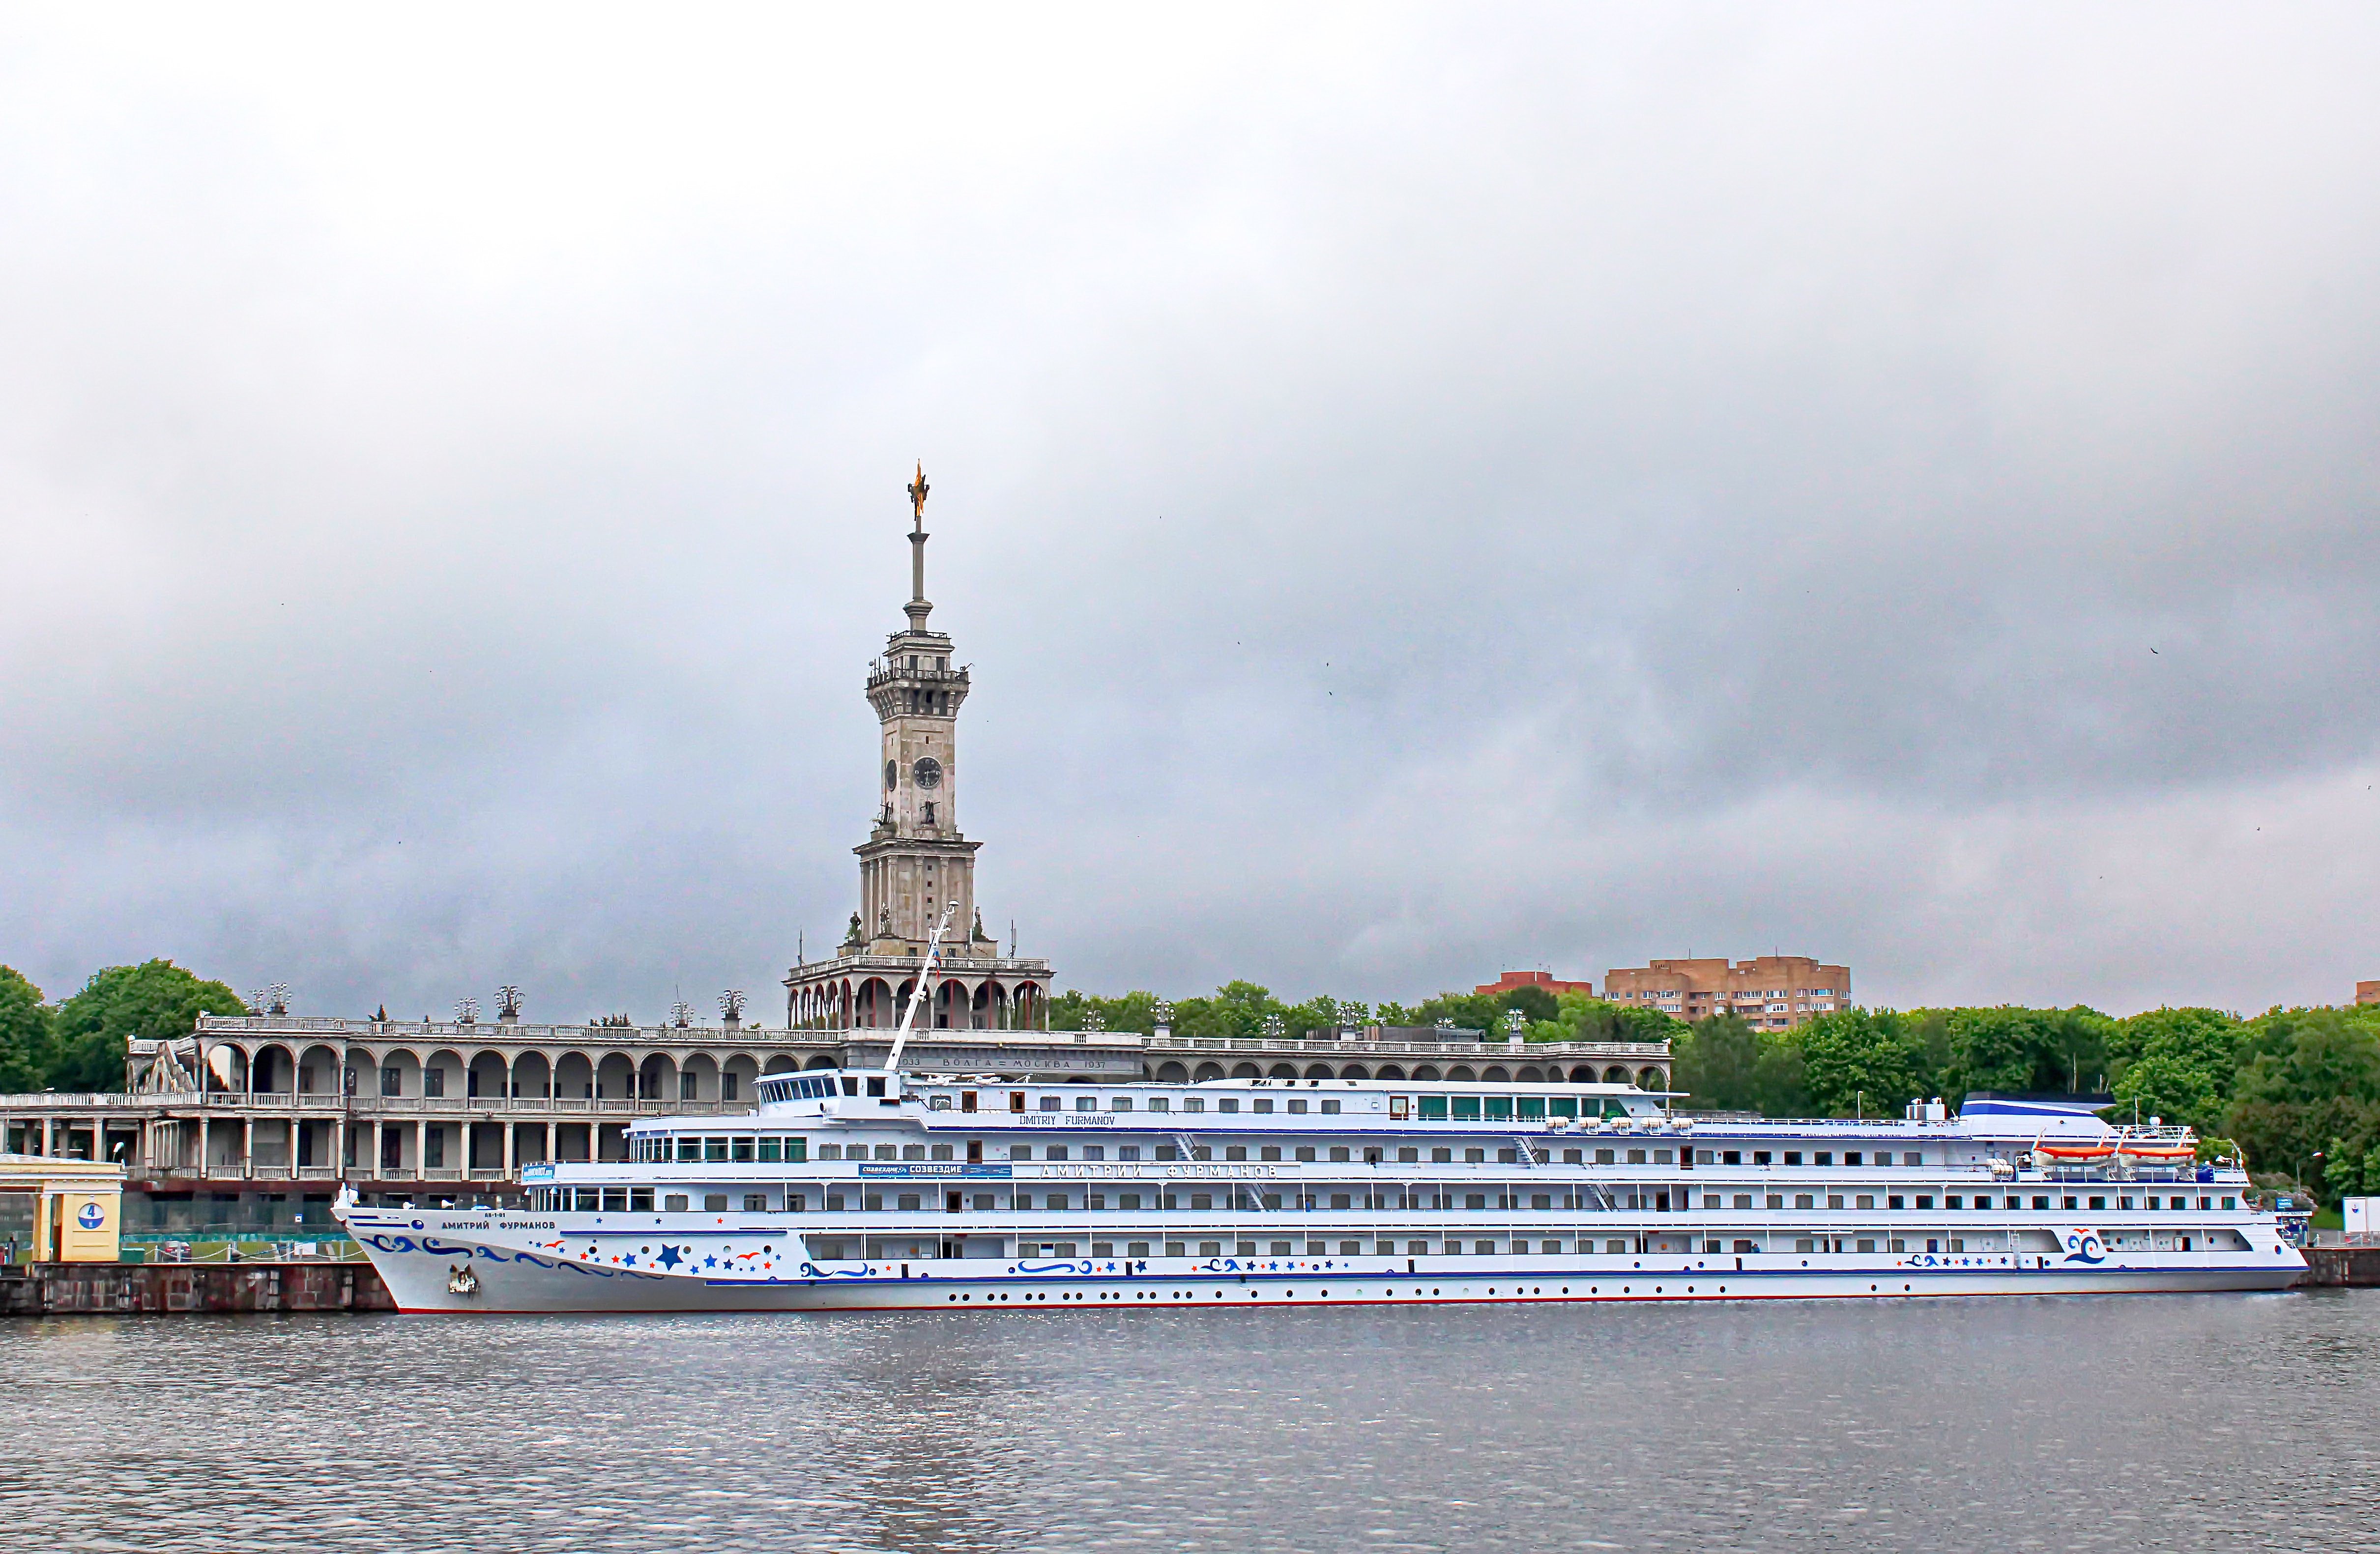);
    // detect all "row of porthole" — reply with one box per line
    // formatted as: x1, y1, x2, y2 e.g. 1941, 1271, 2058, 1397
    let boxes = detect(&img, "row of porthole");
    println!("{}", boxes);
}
942, 1280, 1936, 1304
